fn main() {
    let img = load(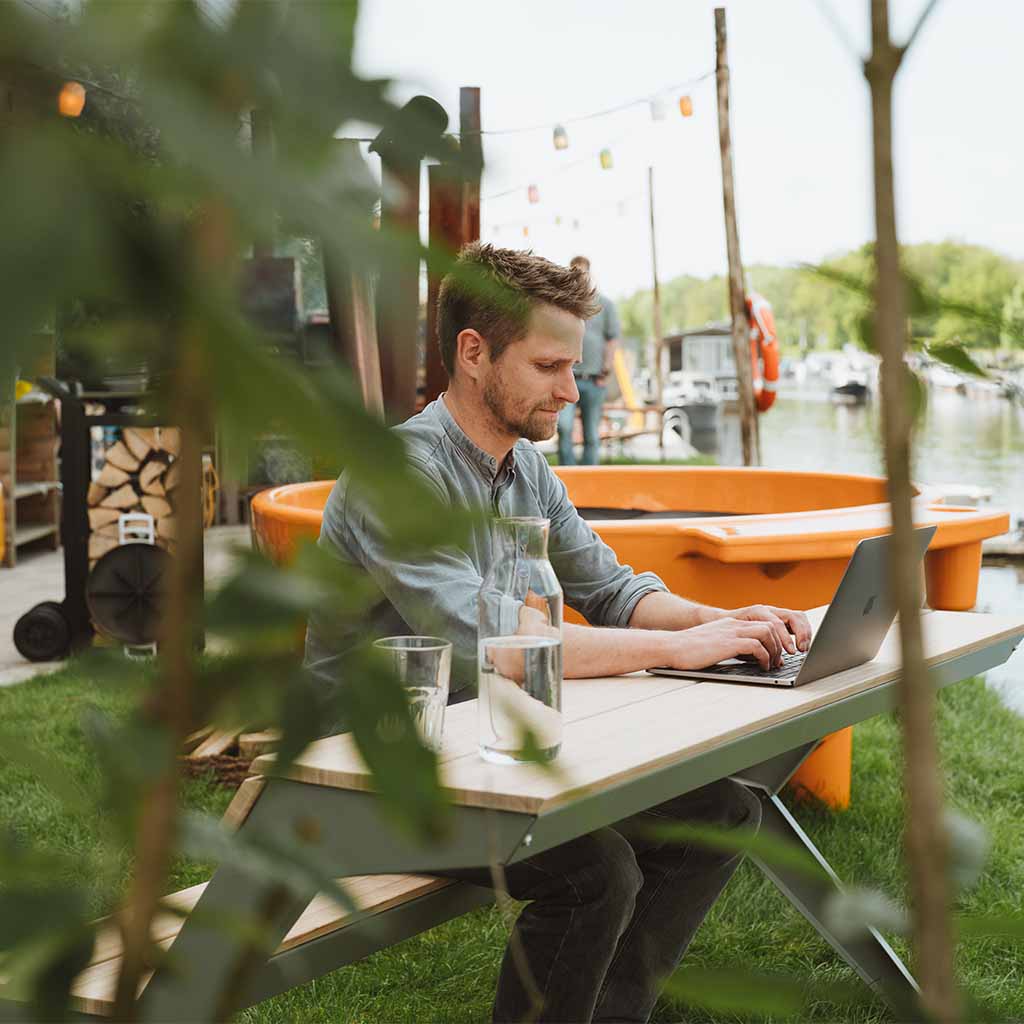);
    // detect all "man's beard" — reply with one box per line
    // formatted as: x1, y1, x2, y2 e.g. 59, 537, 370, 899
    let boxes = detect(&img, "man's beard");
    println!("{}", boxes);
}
482, 370, 558, 442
